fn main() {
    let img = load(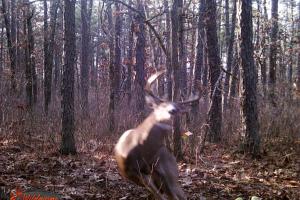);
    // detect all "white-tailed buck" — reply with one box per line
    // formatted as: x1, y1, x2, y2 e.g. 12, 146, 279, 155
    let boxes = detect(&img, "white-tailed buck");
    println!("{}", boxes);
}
114, 70, 198, 200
